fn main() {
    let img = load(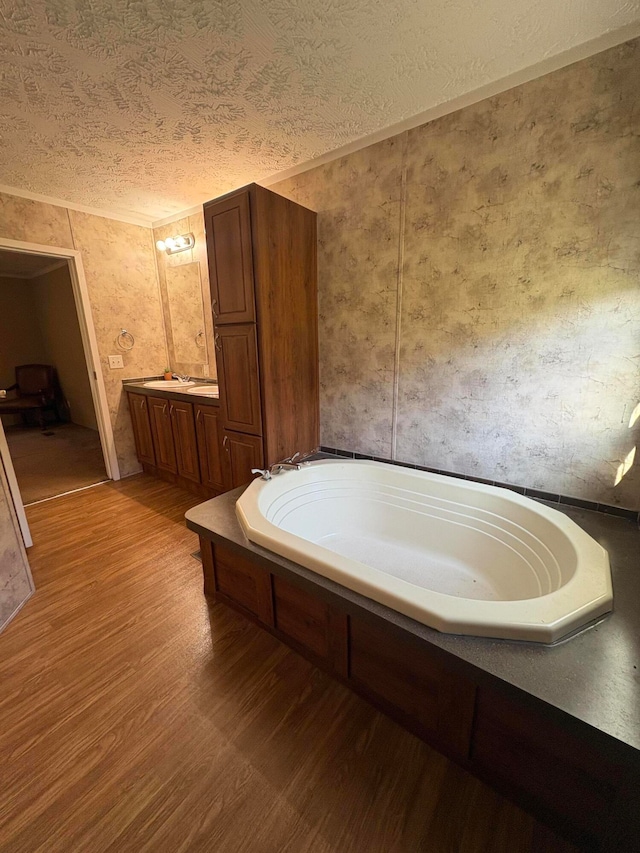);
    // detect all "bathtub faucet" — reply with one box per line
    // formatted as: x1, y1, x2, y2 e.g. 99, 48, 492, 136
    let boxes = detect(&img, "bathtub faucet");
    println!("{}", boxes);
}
251, 453, 307, 481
